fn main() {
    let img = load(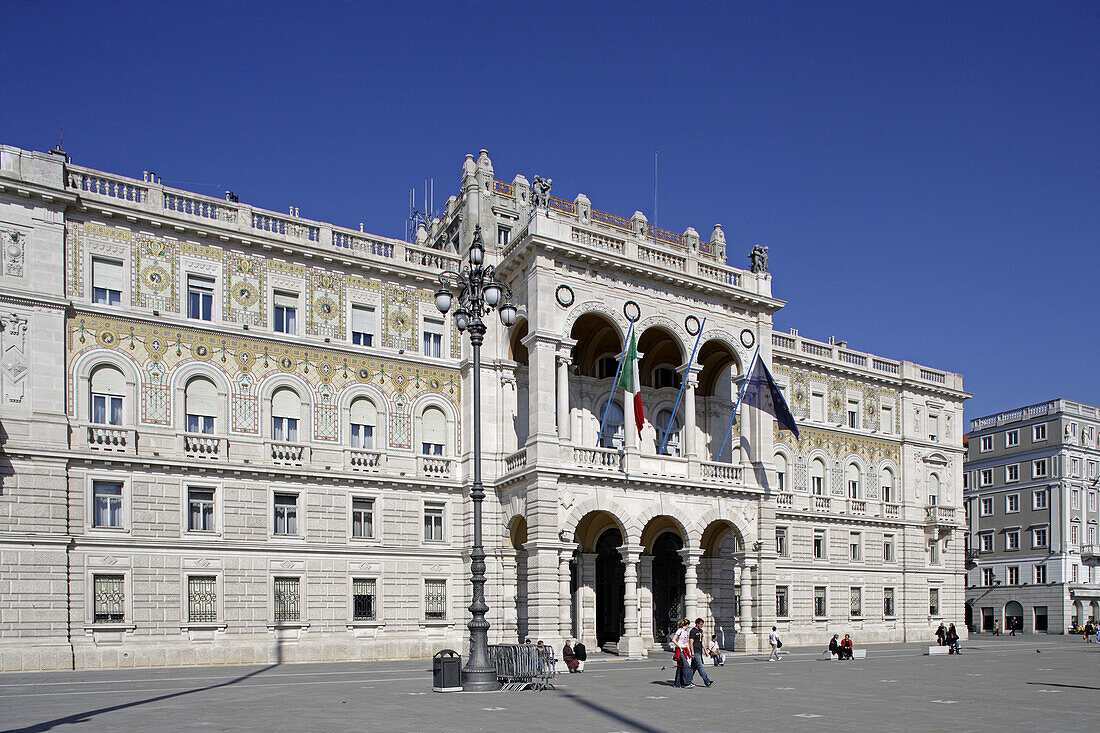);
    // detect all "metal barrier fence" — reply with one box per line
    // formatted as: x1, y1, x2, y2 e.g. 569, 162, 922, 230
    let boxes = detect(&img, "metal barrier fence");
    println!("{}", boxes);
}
489, 643, 558, 691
